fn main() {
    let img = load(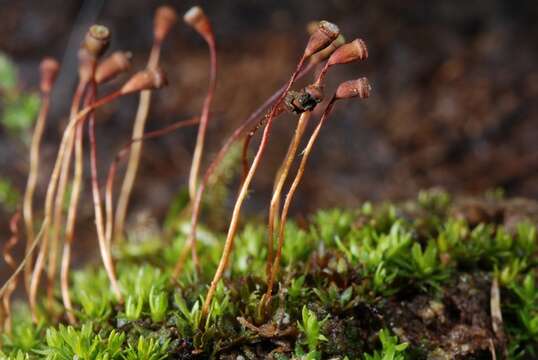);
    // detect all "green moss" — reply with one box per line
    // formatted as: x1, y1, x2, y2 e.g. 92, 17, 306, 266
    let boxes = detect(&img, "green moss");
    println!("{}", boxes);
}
2, 191, 537, 359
